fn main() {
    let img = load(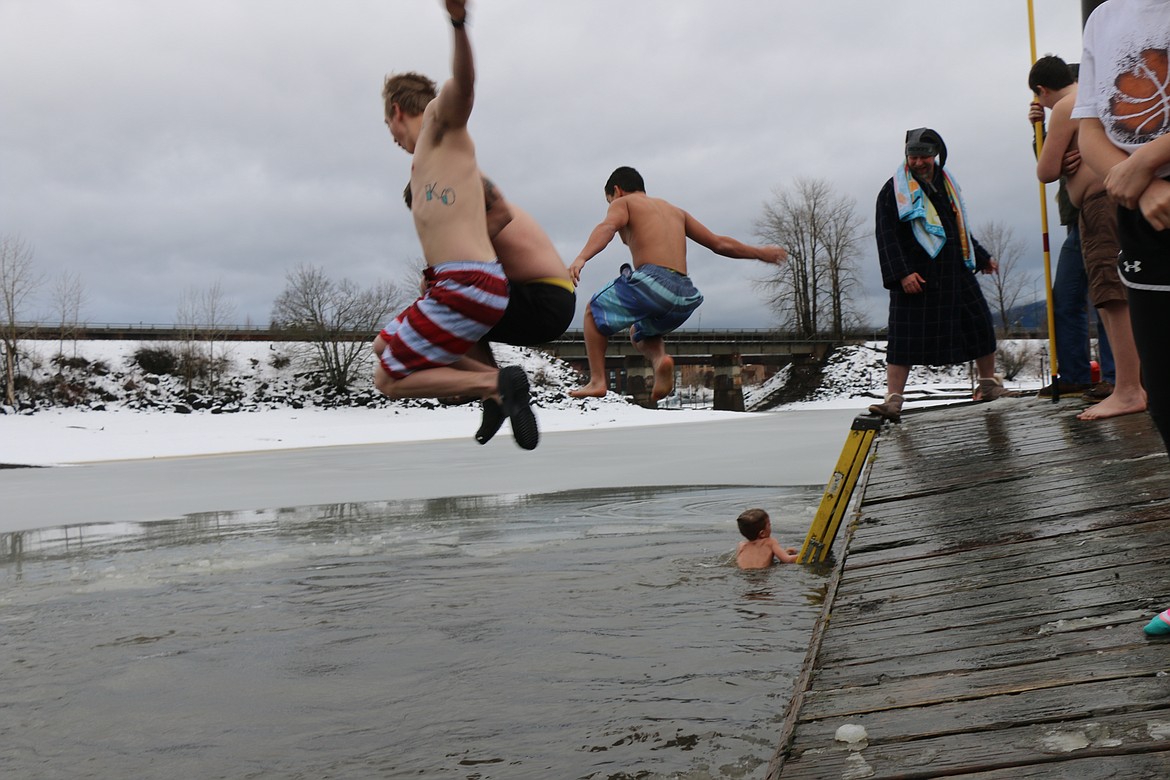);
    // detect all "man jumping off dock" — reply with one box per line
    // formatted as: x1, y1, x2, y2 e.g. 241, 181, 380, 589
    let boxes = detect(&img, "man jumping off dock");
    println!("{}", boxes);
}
568, 166, 786, 403
373, 0, 539, 450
